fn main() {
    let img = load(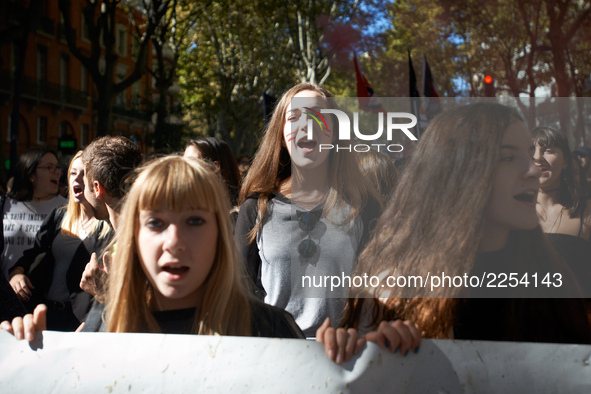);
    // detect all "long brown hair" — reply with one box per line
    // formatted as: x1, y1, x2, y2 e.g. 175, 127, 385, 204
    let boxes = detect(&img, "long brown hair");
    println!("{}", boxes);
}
342, 103, 561, 338
105, 156, 252, 335
238, 82, 379, 241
